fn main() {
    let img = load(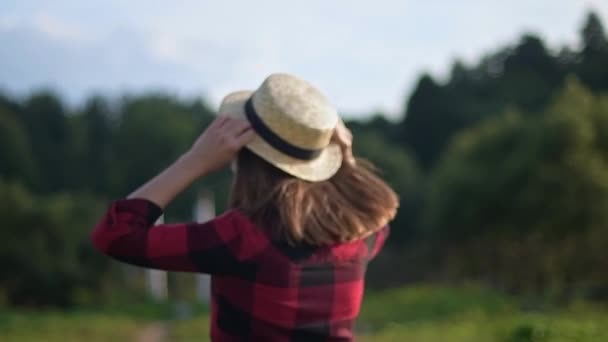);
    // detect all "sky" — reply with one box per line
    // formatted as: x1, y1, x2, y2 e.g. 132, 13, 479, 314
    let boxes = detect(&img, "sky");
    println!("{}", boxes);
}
0, 1, 607, 120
